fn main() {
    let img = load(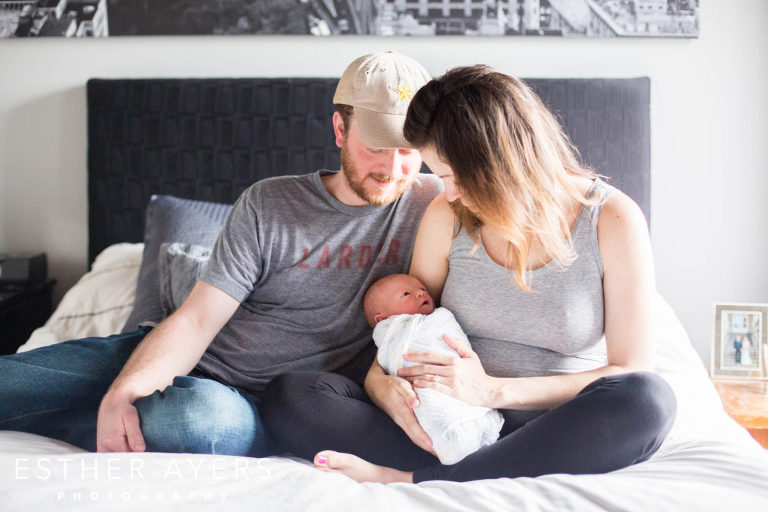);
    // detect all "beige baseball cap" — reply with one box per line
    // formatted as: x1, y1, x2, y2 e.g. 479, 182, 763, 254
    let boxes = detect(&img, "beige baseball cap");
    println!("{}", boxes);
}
333, 51, 431, 149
